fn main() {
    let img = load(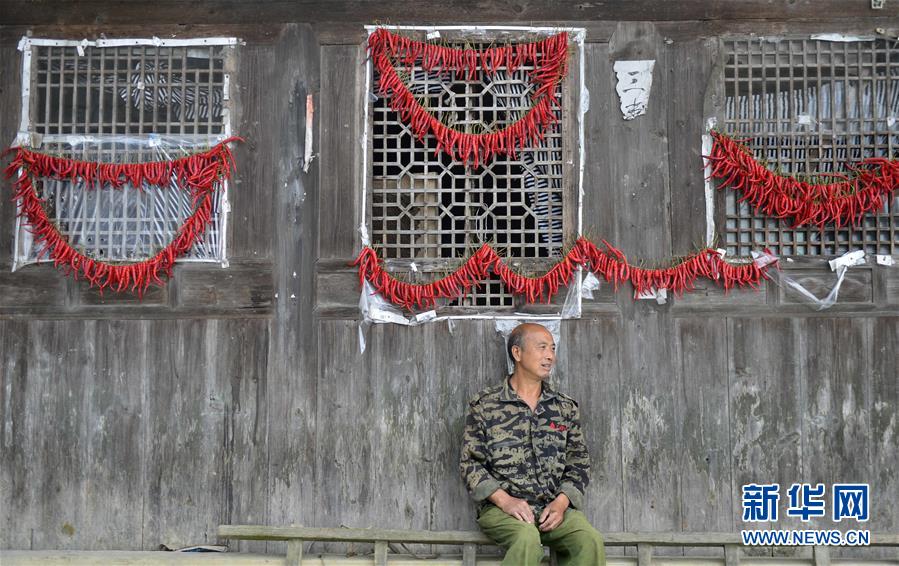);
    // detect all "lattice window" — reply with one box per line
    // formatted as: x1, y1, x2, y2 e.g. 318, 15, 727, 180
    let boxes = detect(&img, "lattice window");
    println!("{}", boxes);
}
720, 37, 899, 257
368, 29, 581, 310
13, 39, 236, 268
